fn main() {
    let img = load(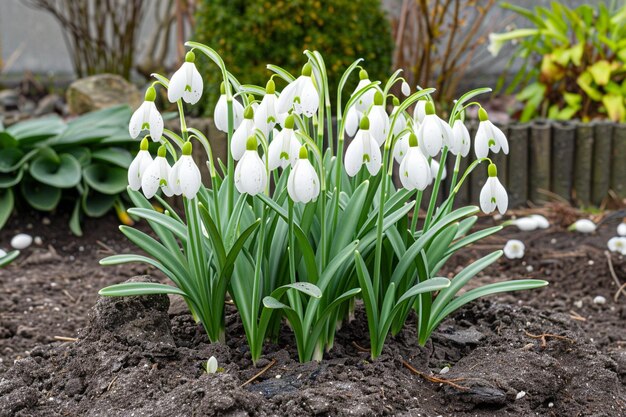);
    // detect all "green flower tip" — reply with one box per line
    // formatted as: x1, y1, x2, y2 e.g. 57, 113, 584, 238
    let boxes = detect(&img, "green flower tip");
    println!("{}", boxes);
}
392, 97, 400, 106
478, 107, 489, 122
140, 138, 149, 151
182, 141, 193, 156
488, 163, 497, 177
425, 101, 435, 115
220, 82, 226, 95
374, 91, 383, 106
157, 145, 167, 158
246, 135, 257, 151
284, 114, 295, 129
266, 79, 275, 94
408, 133, 418, 147
244, 105, 254, 119
302, 62, 313, 77
299, 146, 308, 159
185, 51, 195, 63
359, 115, 370, 130
359, 69, 369, 80
144, 86, 156, 102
